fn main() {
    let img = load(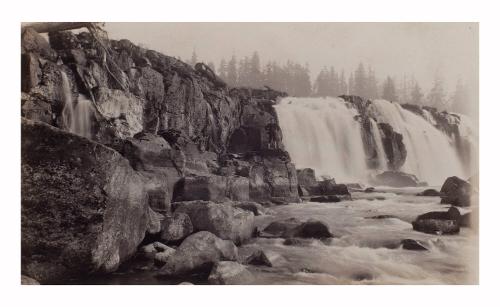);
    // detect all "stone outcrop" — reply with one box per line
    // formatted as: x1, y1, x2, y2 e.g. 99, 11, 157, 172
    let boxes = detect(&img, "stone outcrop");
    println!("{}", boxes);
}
21, 119, 156, 283
372, 171, 421, 187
